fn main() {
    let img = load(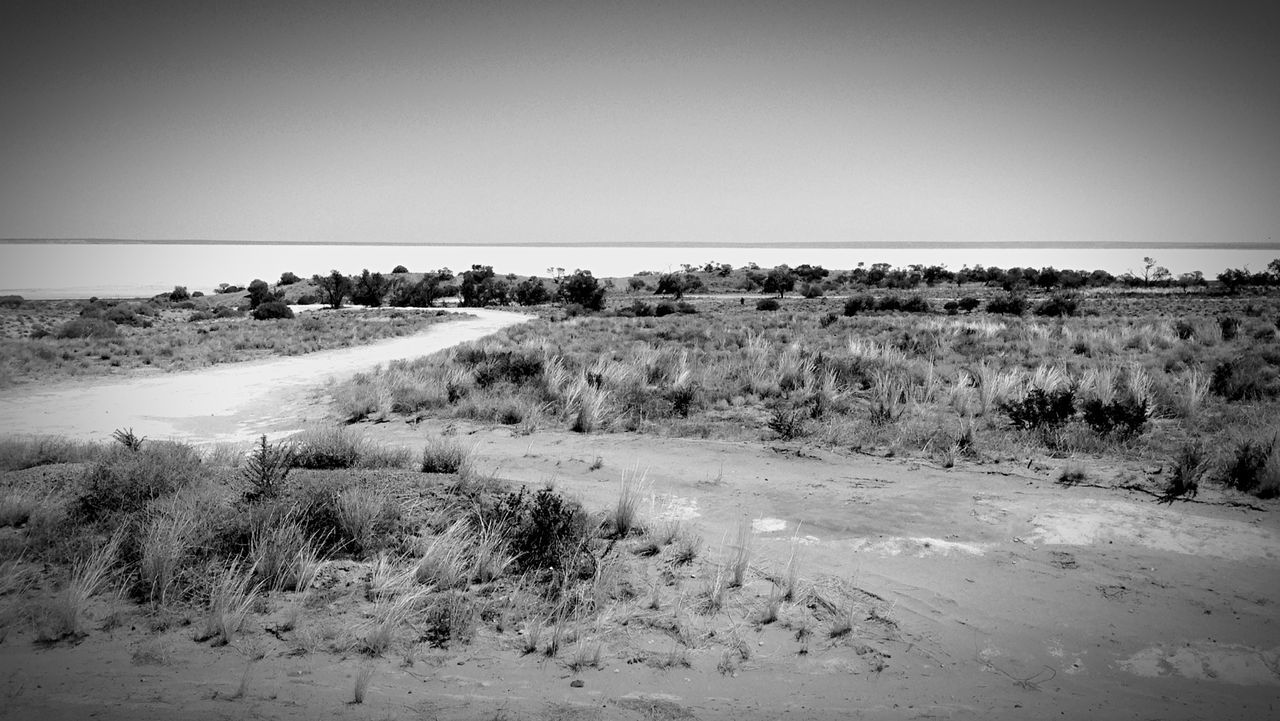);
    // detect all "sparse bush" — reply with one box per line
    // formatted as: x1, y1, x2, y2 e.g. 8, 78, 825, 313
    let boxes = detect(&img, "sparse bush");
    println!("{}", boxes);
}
251, 300, 294, 320
768, 405, 808, 440
843, 294, 875, 316
242, 435, 292, 501
498, 486, 594, 576
1218, 315, 1241, 341
168, 286, 190, 302
899, 295, 930, 313
756, 298, 780, 311
654, 301, 677, 317
1164, 443, 1208, 500
291, 427, 365, 469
